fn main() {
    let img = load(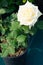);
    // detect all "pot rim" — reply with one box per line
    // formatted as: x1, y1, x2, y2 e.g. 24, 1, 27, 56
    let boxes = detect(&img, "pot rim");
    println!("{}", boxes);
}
2, 34, 35, 59
2, 47, 28, 59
